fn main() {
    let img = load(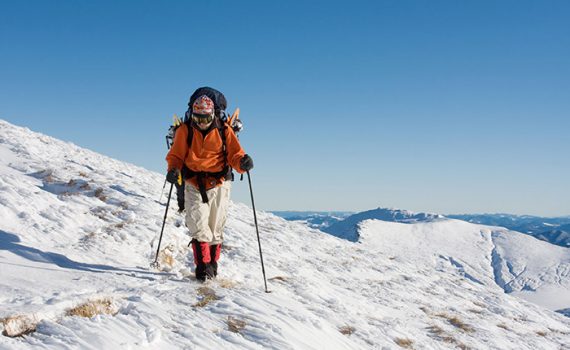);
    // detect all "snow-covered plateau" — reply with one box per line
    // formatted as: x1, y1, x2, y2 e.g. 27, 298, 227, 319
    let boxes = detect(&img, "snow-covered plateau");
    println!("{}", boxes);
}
1, 119, 569, 349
